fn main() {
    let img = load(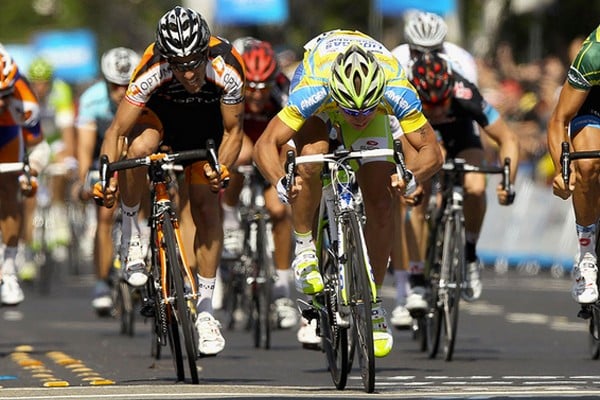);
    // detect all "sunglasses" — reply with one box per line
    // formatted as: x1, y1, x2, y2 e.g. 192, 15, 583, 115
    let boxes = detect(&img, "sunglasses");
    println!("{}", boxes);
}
170, 55, 207, 72
339, 104, 377, 117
